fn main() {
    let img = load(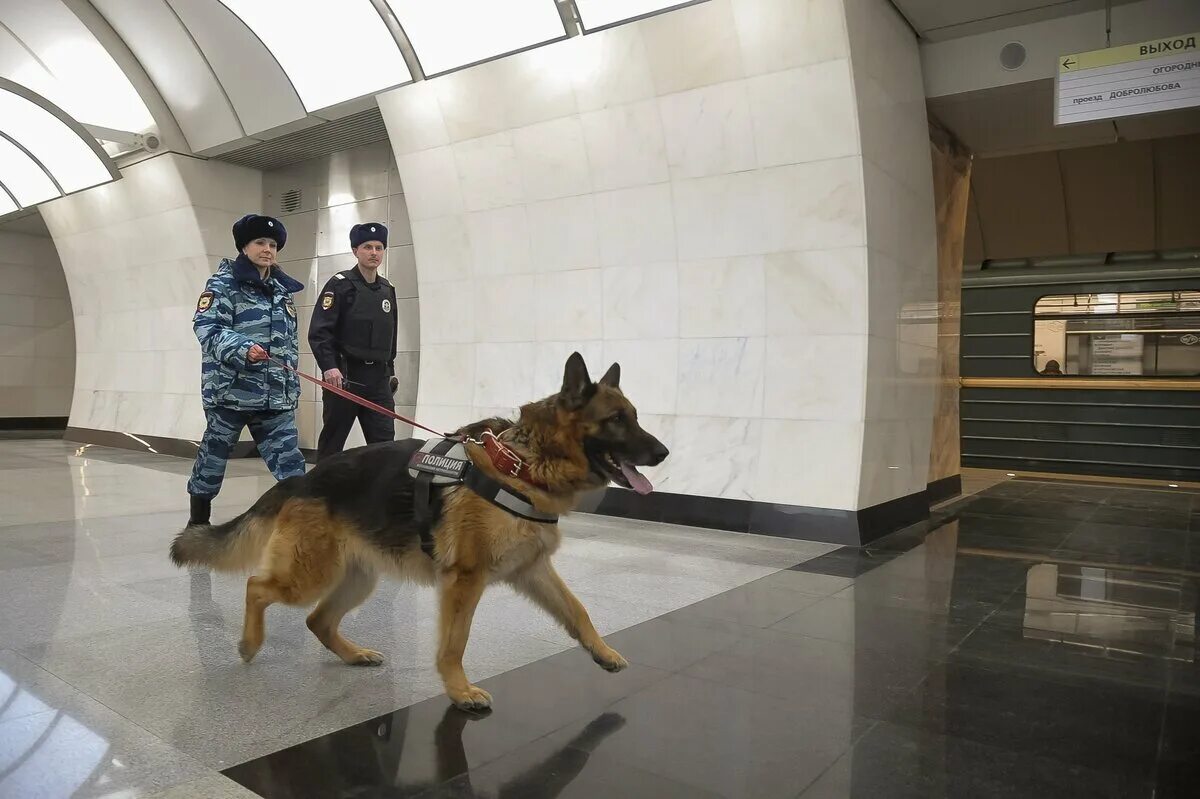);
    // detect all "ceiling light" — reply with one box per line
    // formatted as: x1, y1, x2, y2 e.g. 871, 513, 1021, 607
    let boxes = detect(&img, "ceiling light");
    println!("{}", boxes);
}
574, 0, 705, 31
0, 90, 112, 193
385, 0, 566, 77
218, 0, 412, 111
0, 135, 58, 206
